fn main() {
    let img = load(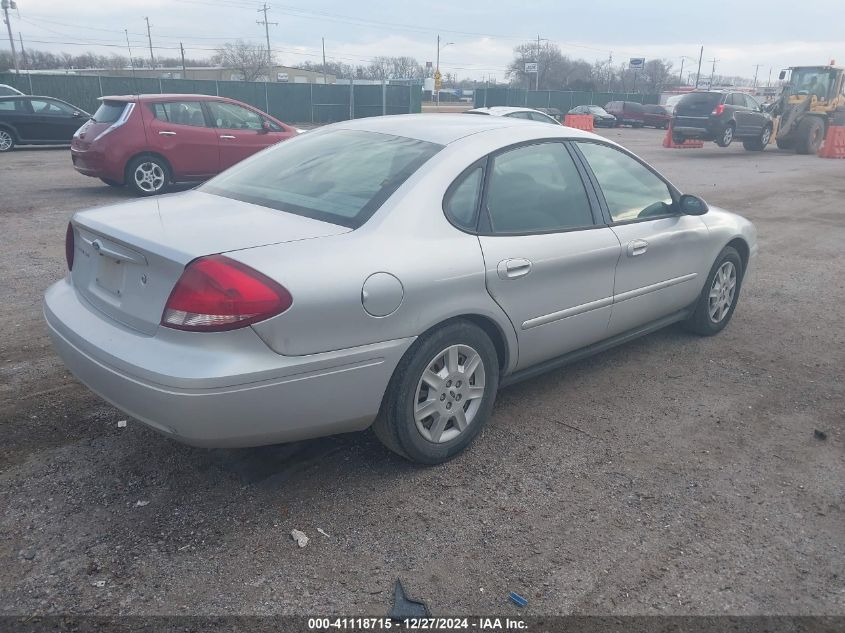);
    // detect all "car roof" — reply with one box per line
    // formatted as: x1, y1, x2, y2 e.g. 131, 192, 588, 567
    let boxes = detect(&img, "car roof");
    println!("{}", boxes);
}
99, 94, 235, 103
465, 106, 548, 116
331, 113, 602, 146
